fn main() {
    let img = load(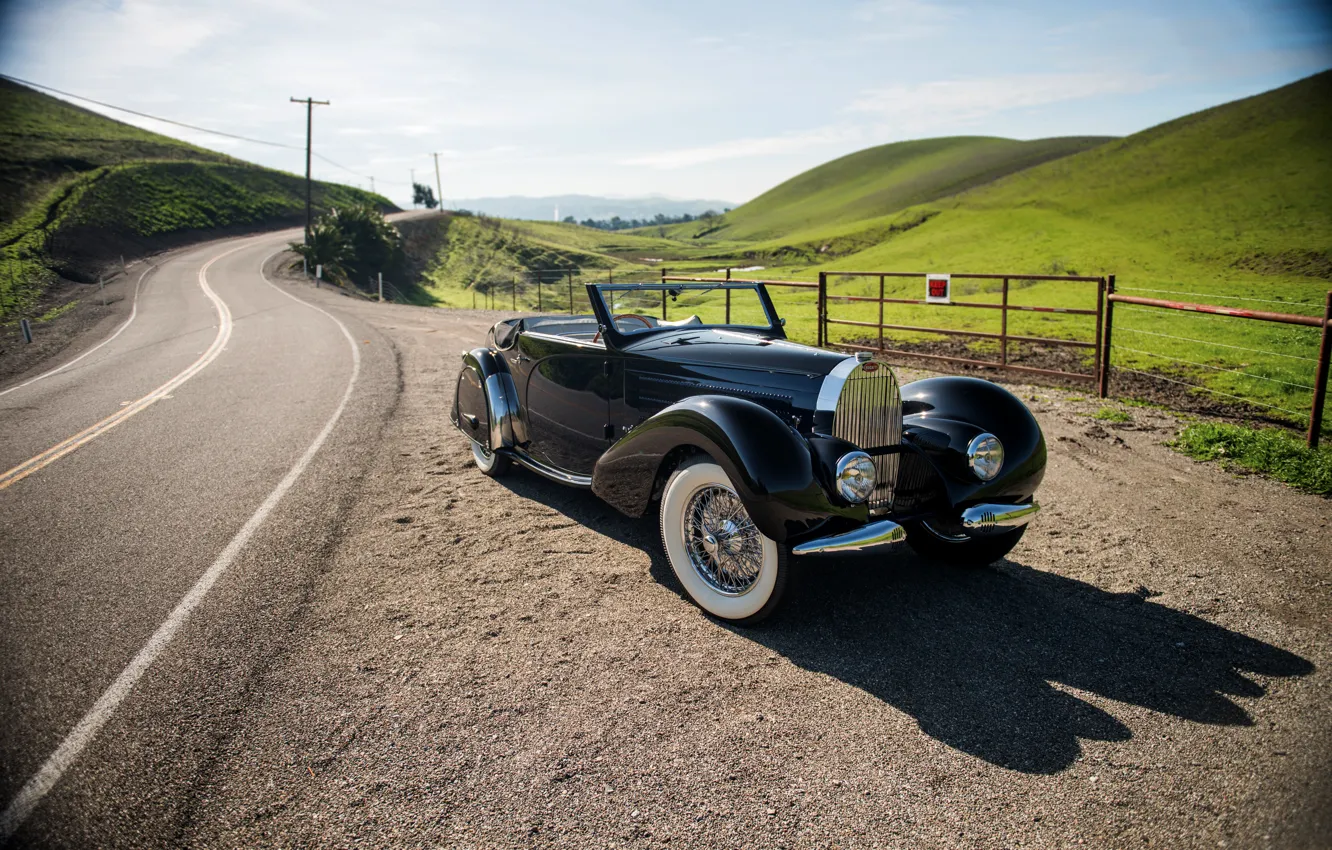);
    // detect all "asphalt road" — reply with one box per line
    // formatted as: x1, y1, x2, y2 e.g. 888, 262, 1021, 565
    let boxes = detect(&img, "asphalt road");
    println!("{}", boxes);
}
0, 230, 1328, 849
0, 229, 398, 847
